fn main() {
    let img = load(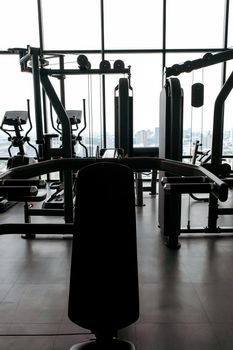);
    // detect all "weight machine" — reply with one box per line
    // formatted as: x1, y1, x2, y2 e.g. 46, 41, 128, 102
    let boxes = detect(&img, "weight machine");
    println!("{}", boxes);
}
0, 156, 228, 347
0, 156, 228, 240
159, 49, 233, 247
7, 46, 131, 229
